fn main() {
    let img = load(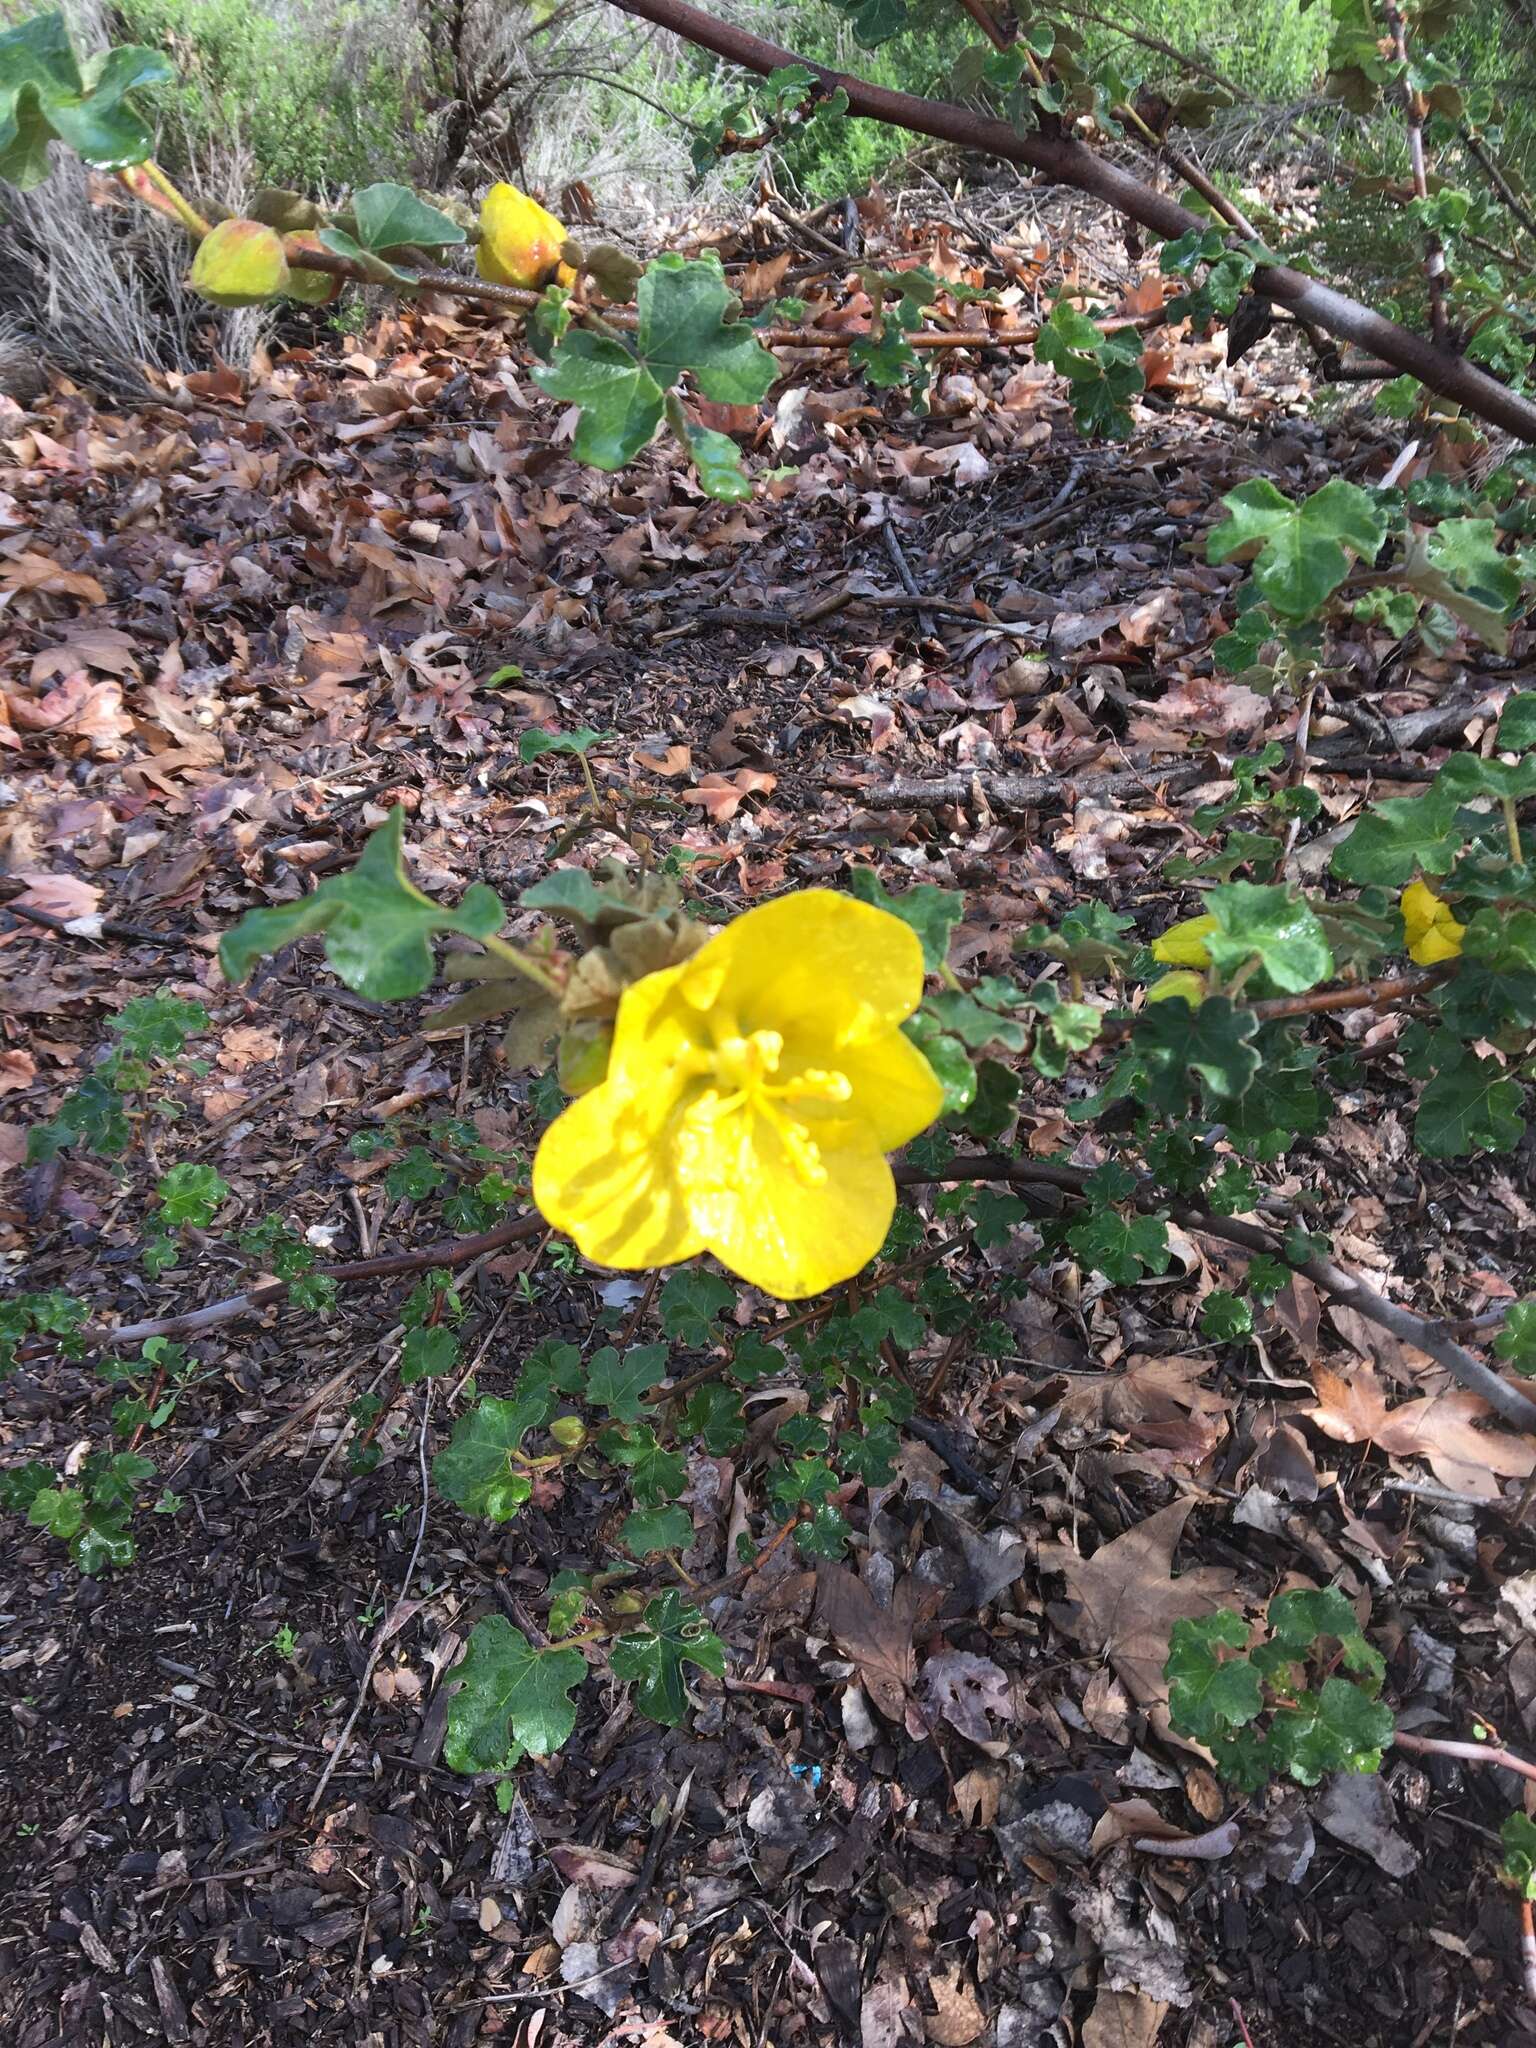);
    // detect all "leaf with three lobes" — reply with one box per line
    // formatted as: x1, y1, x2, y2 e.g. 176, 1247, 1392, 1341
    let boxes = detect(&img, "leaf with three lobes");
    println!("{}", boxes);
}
219, 809, 504, 1001
1204, 882, 1333, 993
659, 1269, 735, 1345
532, 254, 774, 471
0, 13, 173, 187
602, 1425, 687, 1505
1165, 1612, 1262, 1741
1065, 1209, 1172, 1285
432, 1393, 552, 1520
610, 1590, 726, 1725
1208, 478, 1388, 620
444, 1616, 585, 1770
680, 1383, 745, 1453
586, 1343, 664, 1423
1329, 785, 1463, 886
1133, 997, 1261, 1110
1415, 1044, 1526, 1158
622, 1503, 694, 1556
1265, 1678, 1394, 1784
